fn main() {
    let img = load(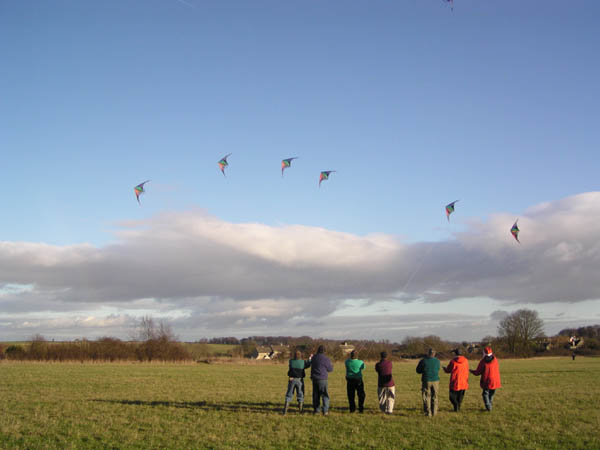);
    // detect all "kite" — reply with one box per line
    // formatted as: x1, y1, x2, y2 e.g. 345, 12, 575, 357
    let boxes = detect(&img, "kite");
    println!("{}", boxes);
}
319, 170, 336, 187
218, 153, 232, 176
134, 180, 149, 205
445, 200, 459, 221
281, 157, 298, 177
444, 0, 454, 11
511, 220, 520, 243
